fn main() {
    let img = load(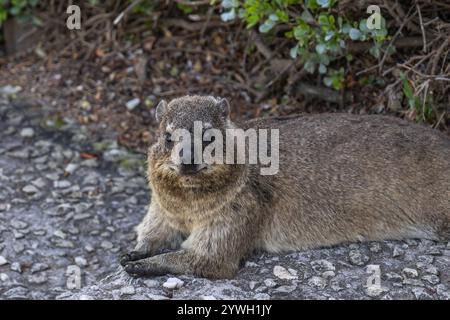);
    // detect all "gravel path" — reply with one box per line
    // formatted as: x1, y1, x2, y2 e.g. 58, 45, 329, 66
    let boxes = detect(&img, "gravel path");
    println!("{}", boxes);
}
1, 92, 450, 300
